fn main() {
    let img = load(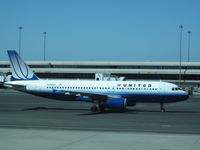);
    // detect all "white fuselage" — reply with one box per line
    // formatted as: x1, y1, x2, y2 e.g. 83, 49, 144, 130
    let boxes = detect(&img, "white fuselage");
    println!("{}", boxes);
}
5, 79, 189, 103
